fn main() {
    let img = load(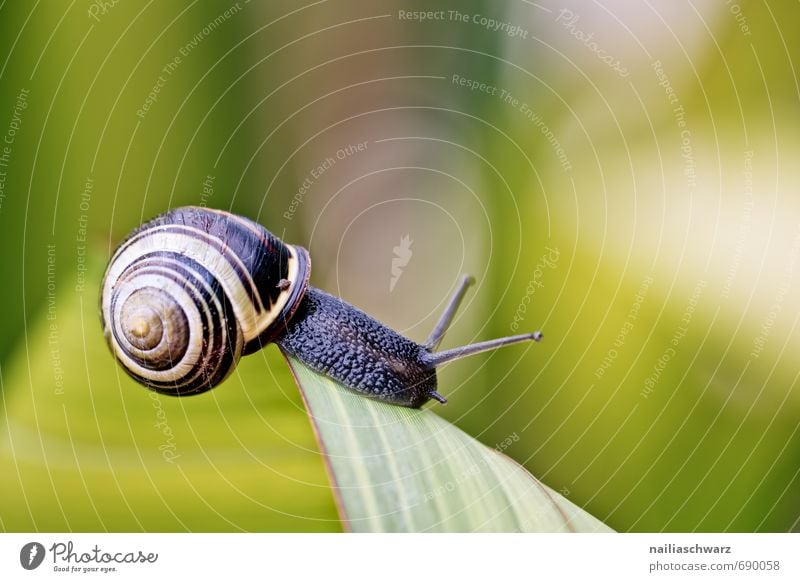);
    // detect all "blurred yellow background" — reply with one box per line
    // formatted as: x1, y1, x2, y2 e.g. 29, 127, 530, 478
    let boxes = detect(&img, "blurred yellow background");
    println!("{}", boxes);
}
0, 0, 797, 532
